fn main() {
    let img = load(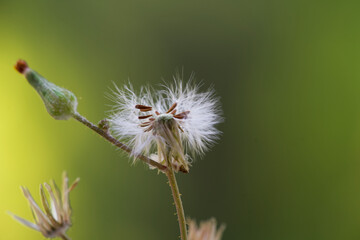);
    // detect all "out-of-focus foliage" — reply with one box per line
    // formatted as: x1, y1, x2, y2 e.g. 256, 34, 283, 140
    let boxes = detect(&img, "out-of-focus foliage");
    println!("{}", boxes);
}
1, 0, 360, 239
